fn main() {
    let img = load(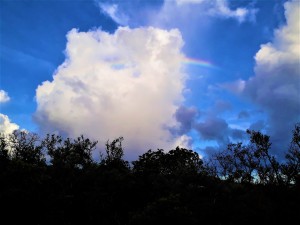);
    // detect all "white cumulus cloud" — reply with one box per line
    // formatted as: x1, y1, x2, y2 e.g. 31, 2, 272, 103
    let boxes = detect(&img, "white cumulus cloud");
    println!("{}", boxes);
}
35, 26, 188, 158
0, 114, 19, 134
243, 0, 300, 156
0, 90, 10, 103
